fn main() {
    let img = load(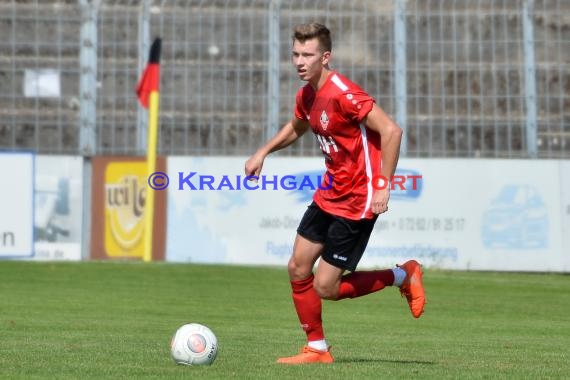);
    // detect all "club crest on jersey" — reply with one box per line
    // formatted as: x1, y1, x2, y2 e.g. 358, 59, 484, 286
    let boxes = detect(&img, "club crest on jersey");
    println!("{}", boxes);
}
320, 110, 329, 130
